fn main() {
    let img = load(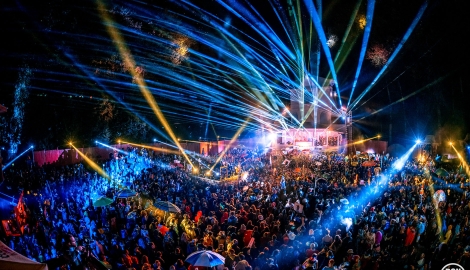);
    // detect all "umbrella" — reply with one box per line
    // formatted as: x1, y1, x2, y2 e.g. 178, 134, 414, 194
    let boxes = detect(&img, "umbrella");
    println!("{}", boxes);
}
185, 250, 225, 267
340, 198, 349, 205
93, 196, 113, 207
362, 160, 377, 167
154, 200, 181, 213
121, 181, 133, 188
116, 189, 137, 198
434, 168, 449, 177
